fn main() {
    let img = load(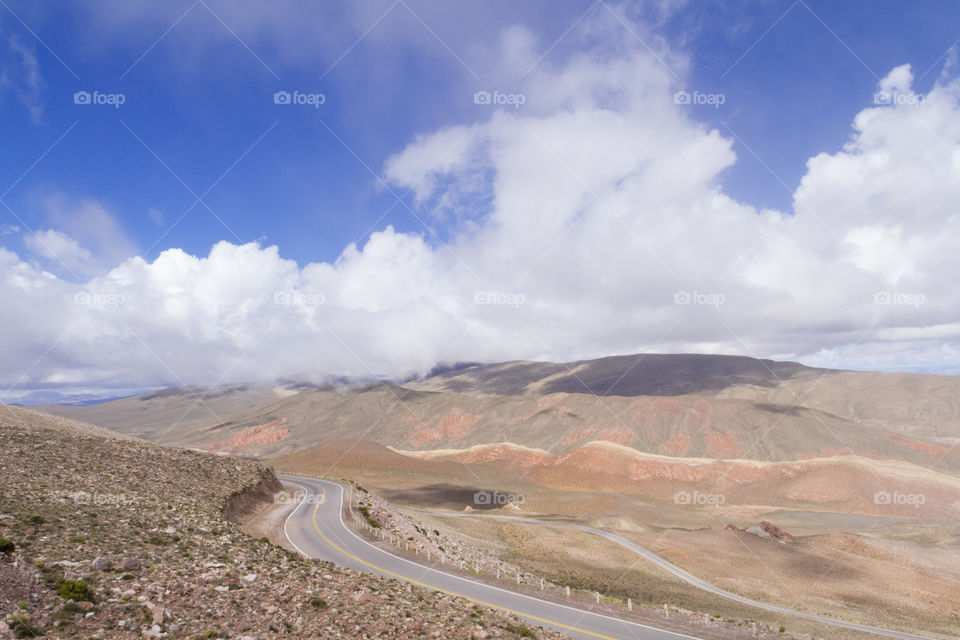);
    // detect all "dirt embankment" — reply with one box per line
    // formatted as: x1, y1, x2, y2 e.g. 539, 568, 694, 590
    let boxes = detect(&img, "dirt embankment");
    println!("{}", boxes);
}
222, 468, 302, 551
221, 466, 283, 524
